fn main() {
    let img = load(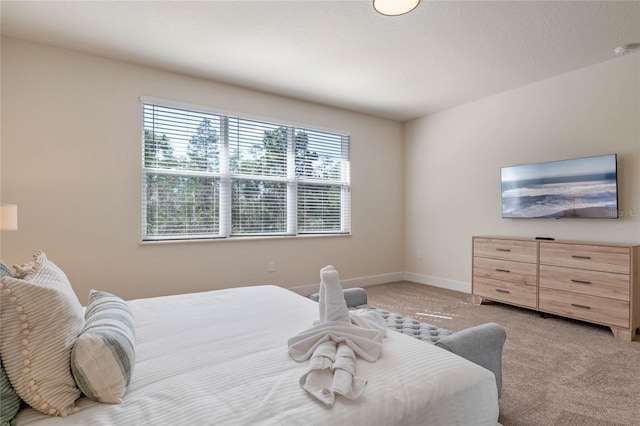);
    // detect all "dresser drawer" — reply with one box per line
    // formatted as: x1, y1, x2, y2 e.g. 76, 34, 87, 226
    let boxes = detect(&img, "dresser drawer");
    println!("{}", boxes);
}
473, 257, 537, 285
473, 277, 537, 309
539, 243, 630, 274
473, 238, 538, 263
539, 265, 629, 302
539, 288, 629, 328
